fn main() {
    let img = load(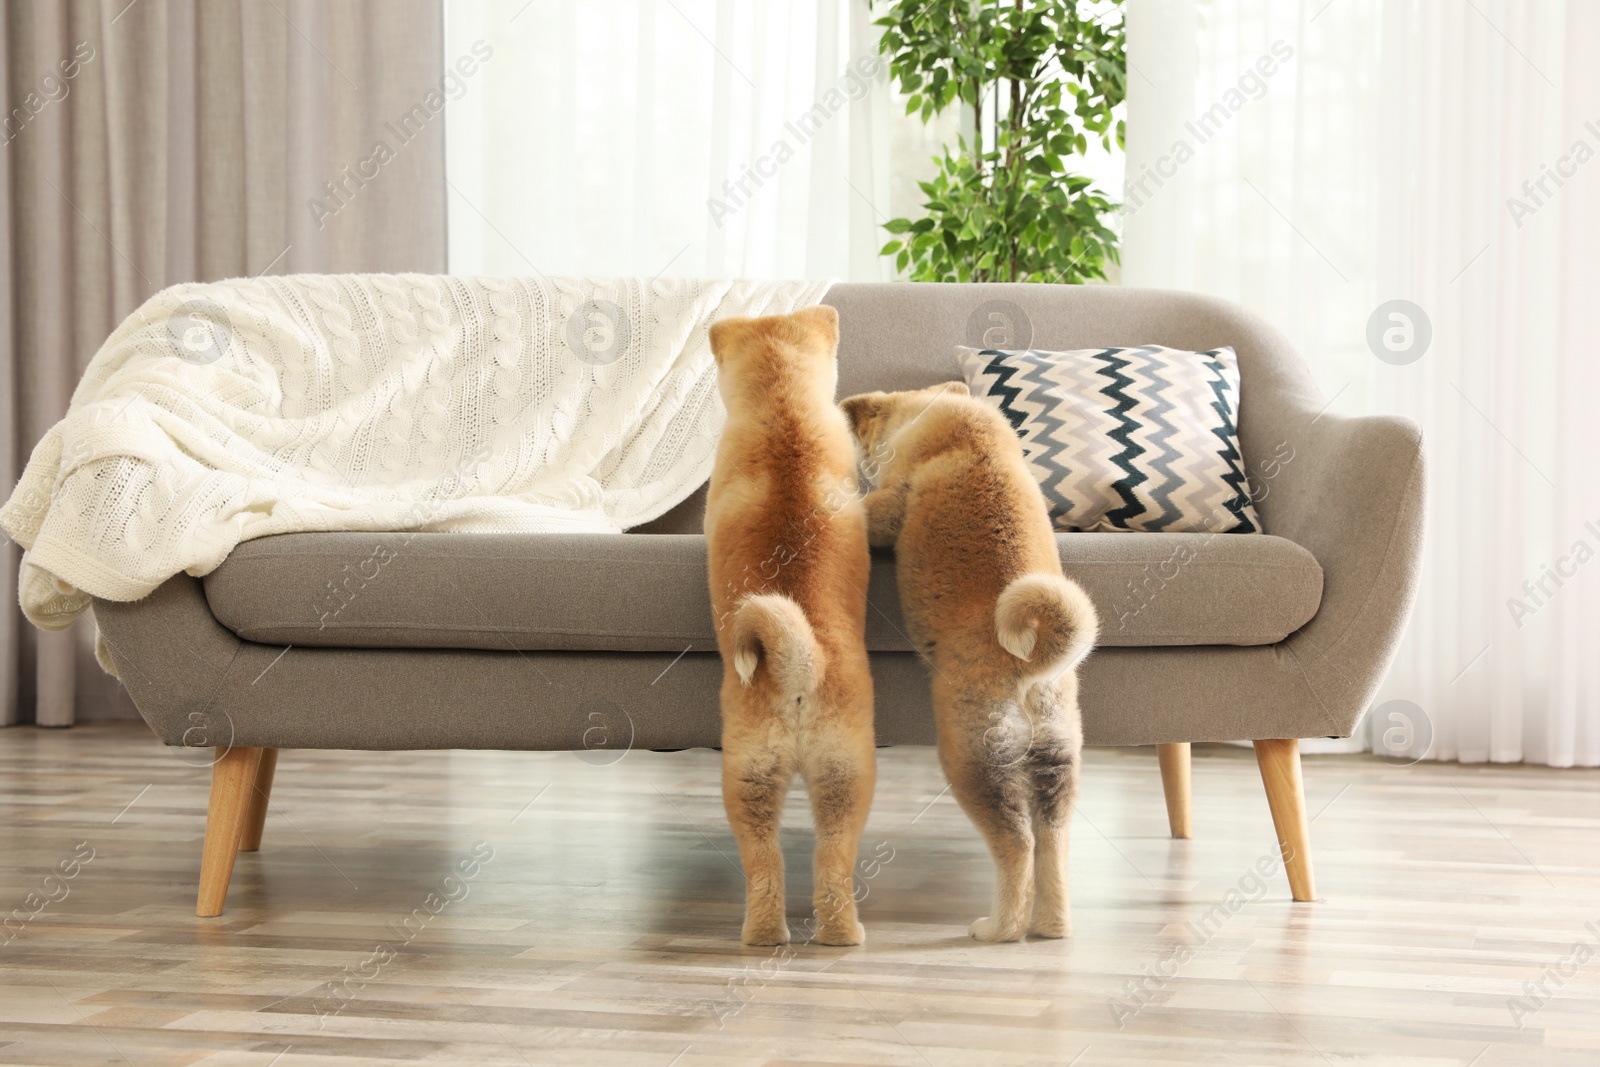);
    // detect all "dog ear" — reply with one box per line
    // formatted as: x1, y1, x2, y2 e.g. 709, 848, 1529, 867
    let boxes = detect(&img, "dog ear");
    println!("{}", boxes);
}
934, 380, 969, 398
708, 317, 749, 364
839, 393, 884, 439
790, 305, 839, 347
